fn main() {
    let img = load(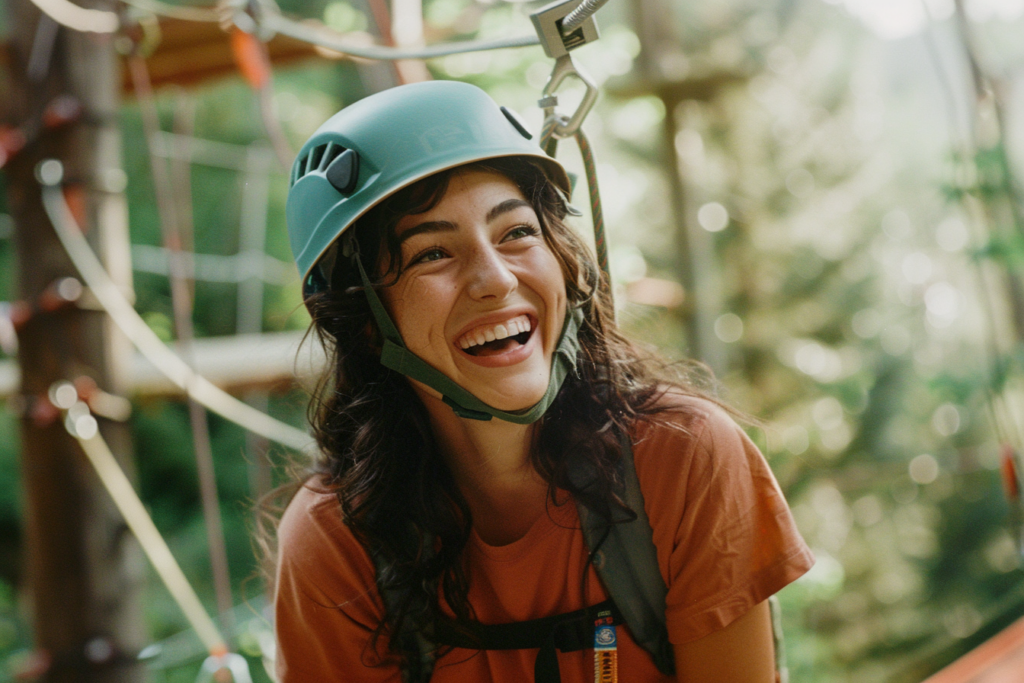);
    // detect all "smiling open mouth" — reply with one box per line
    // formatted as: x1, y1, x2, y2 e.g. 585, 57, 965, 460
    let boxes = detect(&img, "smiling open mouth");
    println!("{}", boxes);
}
464, 330, 532, 356
458, 315, 534, 357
